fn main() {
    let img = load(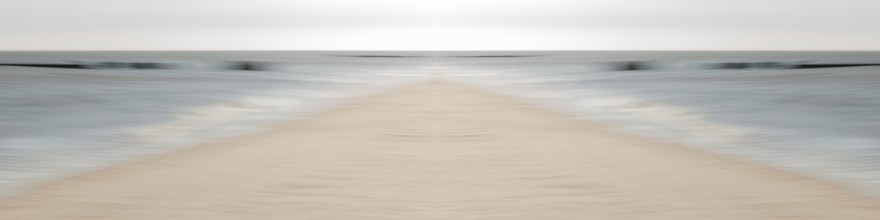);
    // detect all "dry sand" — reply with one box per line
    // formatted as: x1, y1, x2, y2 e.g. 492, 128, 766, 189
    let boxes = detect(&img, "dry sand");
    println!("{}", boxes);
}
1, 81, 878, 219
